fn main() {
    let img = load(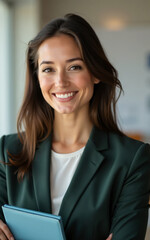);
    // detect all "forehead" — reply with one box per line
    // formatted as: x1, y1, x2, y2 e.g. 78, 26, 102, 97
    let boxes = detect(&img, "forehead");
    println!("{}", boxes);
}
38, 34, 82, 61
